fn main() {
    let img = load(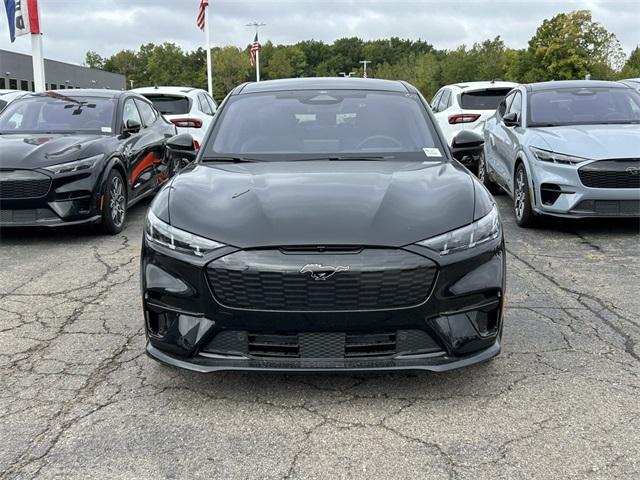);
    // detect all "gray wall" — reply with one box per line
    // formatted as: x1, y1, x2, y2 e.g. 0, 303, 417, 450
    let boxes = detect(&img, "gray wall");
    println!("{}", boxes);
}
0, 49, 125, 91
